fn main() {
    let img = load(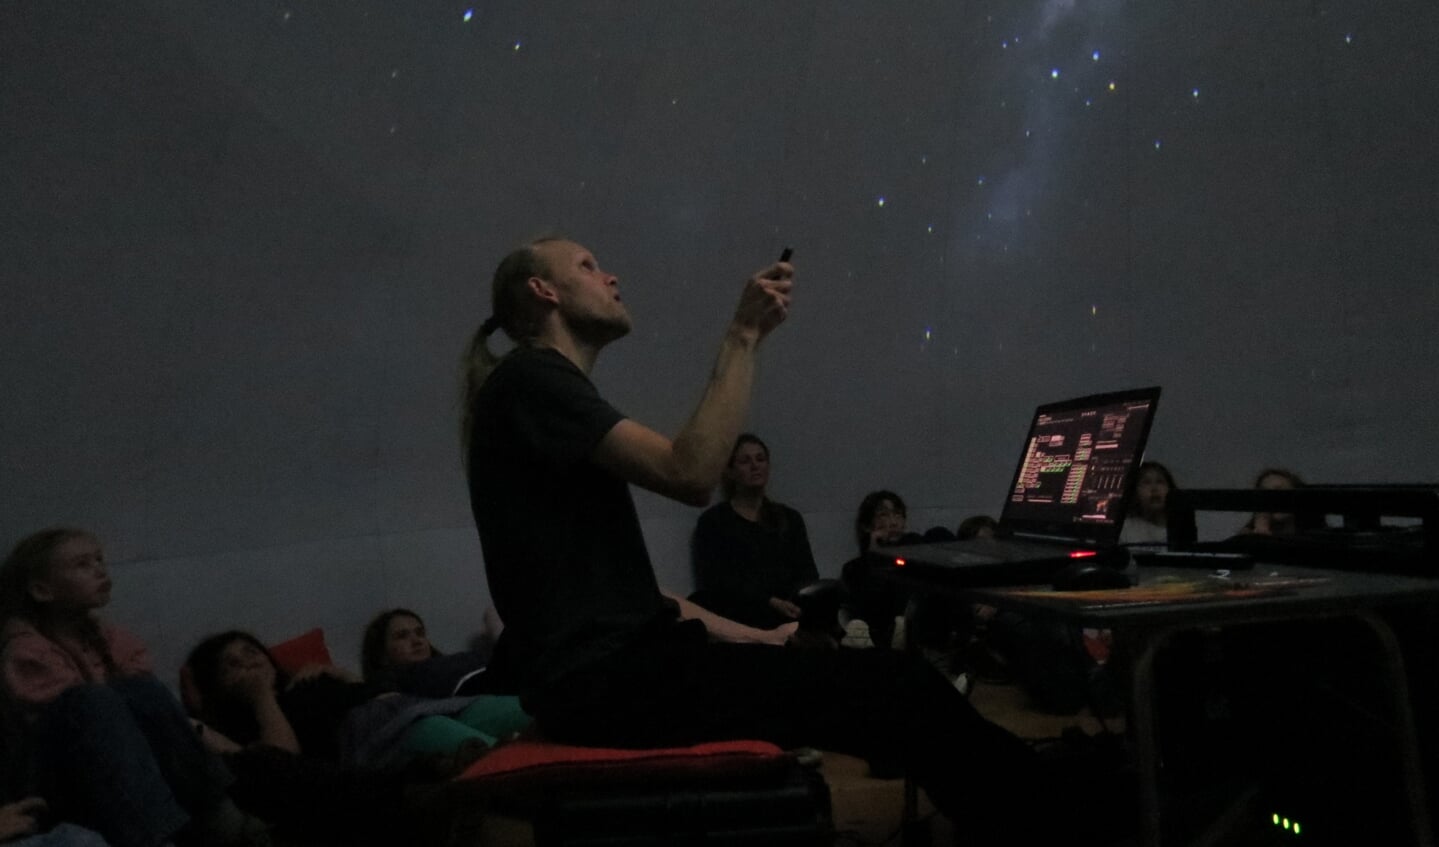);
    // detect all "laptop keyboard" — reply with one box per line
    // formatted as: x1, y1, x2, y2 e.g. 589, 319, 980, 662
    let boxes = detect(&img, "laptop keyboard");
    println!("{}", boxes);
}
937, 538, 1072, 564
